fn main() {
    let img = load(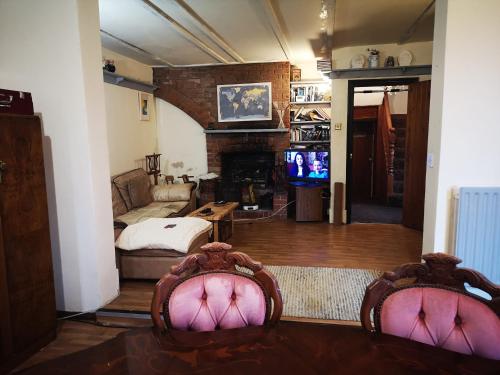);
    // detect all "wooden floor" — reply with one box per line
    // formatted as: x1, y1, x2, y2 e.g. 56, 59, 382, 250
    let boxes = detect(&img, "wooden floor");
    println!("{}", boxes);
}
15, 221, 422, 372
229, 220, 422, 270
105, 220, 422, 312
